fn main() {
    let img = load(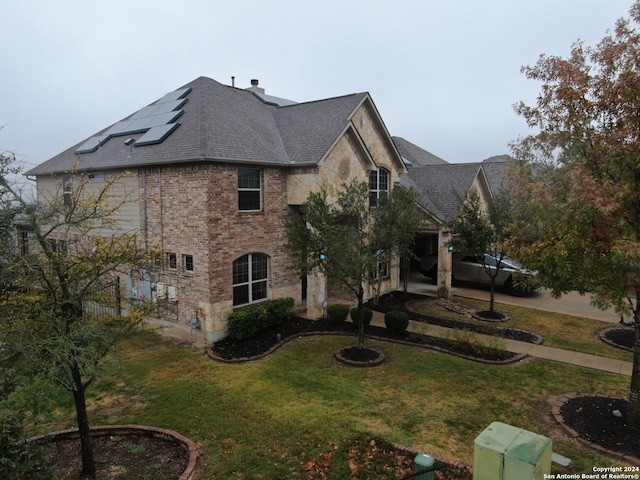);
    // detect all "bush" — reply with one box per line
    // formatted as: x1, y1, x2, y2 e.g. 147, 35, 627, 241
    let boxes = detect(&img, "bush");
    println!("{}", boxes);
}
350, 306, 373, 329
228, 298, 294, 340
384, 310, 410, 334
265, 297, 295, 327
326, 304, 350, 324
